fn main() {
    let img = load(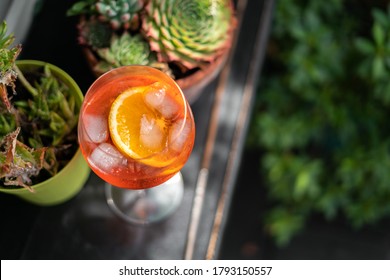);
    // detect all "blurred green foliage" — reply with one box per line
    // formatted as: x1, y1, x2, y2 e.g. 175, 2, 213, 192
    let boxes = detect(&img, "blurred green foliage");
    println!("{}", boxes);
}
248, 0, 390, 246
